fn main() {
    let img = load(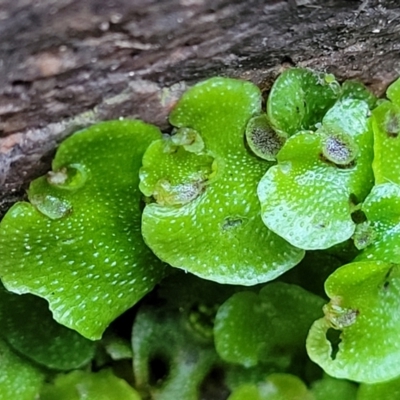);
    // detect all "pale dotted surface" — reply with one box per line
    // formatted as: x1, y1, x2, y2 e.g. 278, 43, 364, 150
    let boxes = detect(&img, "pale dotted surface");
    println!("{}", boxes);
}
307, 261, 400, 383
387, 76, 400, 107
341, 80, 377, 110
139, 139, 213, 205
267, 68, 340, 137
0, 120, 166, 340
140, 78, 304, 285
356, 183, 400, 263
371, 101, 400, 185
0, 290, 95, 370
0, 338, 43, 400
214, 282, 324, 367
258, 99, 374, 250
